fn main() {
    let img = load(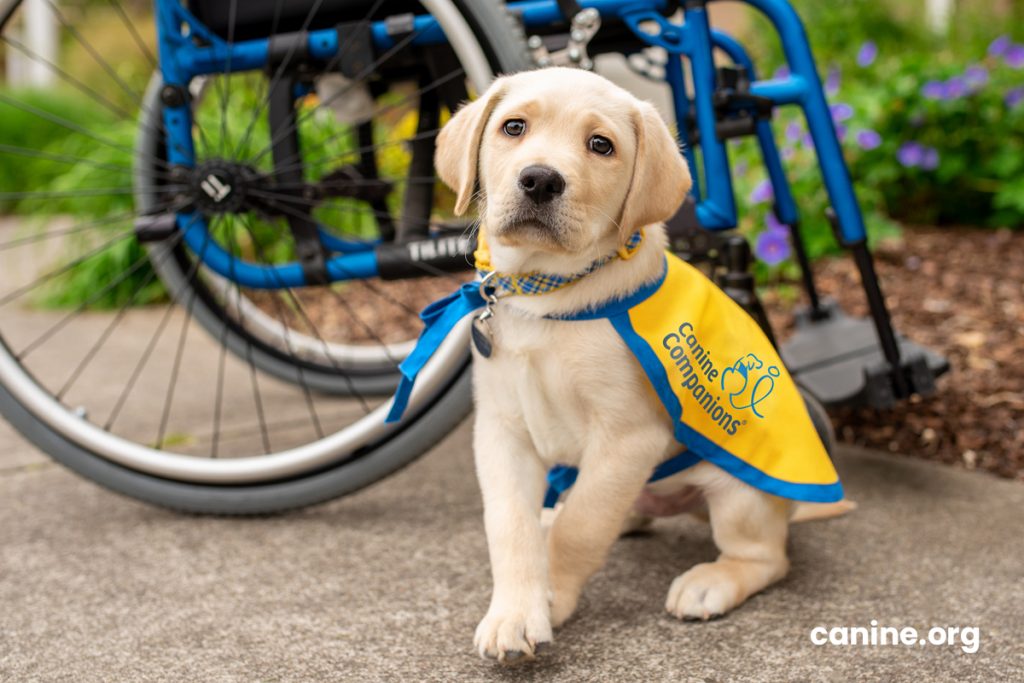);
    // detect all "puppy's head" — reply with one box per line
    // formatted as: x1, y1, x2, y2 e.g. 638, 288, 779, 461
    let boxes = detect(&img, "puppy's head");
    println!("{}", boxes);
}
436, 68, 691, 269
